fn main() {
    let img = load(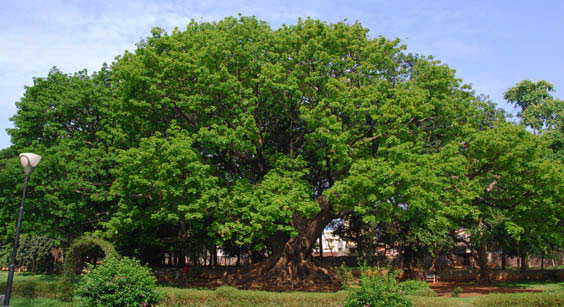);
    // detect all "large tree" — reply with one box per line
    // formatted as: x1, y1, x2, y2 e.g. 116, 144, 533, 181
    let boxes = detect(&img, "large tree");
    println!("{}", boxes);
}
105, 16, 492, 288
5, 17, 560, 289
